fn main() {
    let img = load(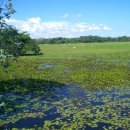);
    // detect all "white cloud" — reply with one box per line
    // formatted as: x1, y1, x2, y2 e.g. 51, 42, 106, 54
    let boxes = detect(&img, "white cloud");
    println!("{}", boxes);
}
27, 17, 41, 24
62, 13, 82, 19
6, 17, 112, 38
72, 14, 82, 19
75, 23, 100, 31
77, 14, 82, 17
62, 13, 69, 18
103, 25, 112, 30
